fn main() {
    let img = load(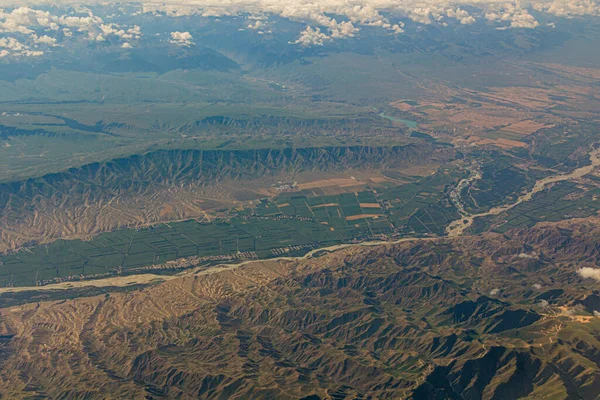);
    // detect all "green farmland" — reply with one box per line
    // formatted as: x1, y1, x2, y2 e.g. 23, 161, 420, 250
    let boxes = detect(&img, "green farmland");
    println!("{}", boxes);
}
0, 217, 335, 287
477, 181, 600, 233
0, 169, 465, 287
